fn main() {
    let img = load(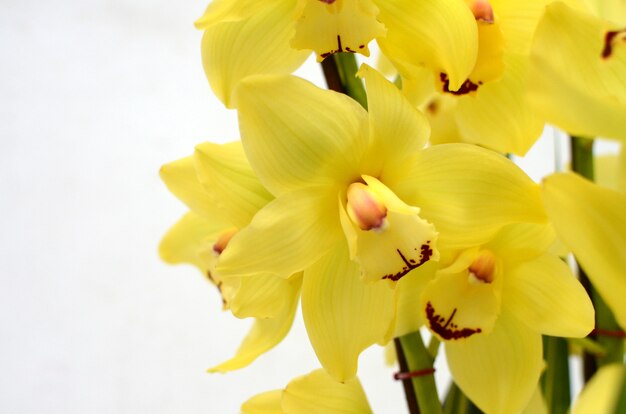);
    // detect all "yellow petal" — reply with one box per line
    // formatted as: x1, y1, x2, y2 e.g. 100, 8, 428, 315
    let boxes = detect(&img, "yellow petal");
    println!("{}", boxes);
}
302, 243, 396, 381
358, 64, 430, 178
291, 0, 385, 61
217, 189, 341, 278
528, 3, 626, 141
228, 273, 298, 319
422, 264, 501, 340
345, 176, 439, 283
200, 0, 309, 108
159, 212, 231, 273
504, 254, 594, 338
422, 94, 464, 147
235, 75, 369, 195
282, 369, 373, 414
209, 274, 301, 372
194, 141, 273, 229
573, 364, 626, 414
375, 0, 478, 91
393, 260, 438, 337
486, 222, 558, 263
489, 0, 553, 54
160, 155, 223, 221
445, 311, 543, 414
522, 387, 548, 414
543, 172, 626, 330
195, 0, 276, 28
465, 19, 506, 87
388, 144, 546, 249
579, 0, 626, 24
455, 53, 544, 156
241, 390, 284, 414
